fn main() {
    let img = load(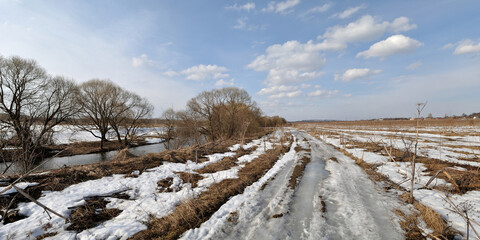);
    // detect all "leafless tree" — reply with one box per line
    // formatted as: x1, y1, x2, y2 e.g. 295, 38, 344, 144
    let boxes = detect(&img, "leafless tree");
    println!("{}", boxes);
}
76, 79, 153, 149
0, 56, 79, 172
410, 102, 427, 202
161, 108, 177, 150
186, 87, 261, 141
76, 79, 117, 150
118, 94, 153, 145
